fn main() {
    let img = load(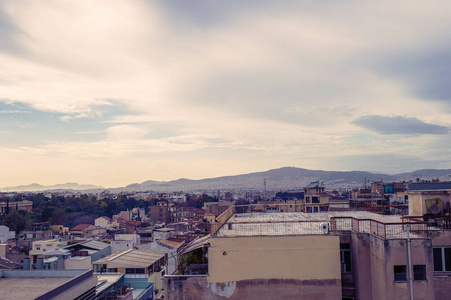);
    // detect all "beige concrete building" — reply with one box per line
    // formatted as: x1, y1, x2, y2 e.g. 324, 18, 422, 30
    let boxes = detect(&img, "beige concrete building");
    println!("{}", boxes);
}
166, 202, 451, 300
29, 239, 66, 264
407, 182, 451, 216
304, 181, 331, 213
